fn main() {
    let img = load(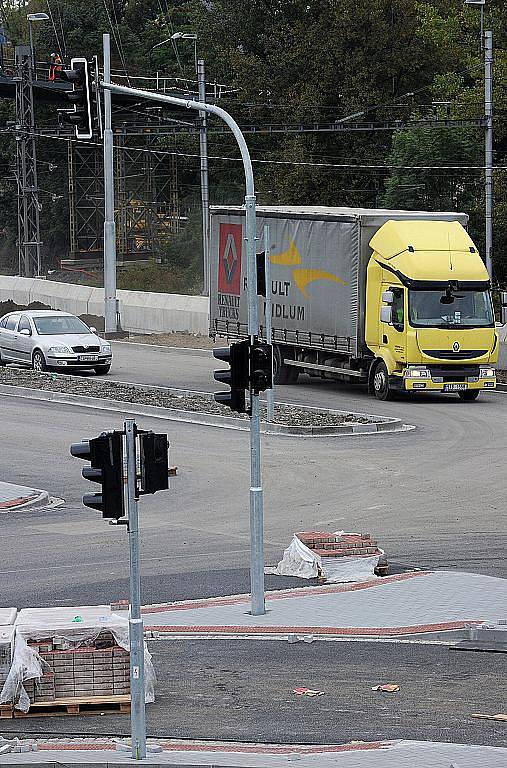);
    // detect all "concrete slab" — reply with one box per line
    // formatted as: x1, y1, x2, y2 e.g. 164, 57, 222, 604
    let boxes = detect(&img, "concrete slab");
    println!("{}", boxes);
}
141, 571, 507, 638
0, 740, 506, 767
